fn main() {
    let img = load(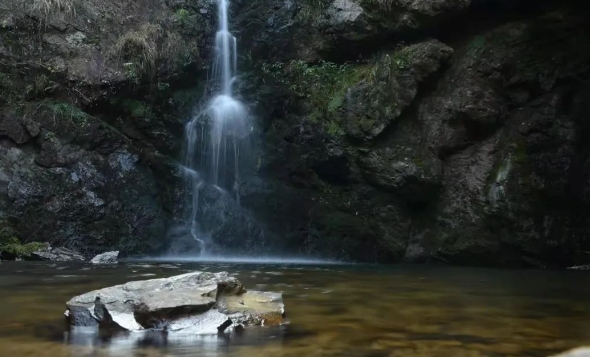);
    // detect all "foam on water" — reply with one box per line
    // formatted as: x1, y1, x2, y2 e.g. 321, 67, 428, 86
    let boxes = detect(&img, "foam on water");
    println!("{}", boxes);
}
125, 255, 345, 265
